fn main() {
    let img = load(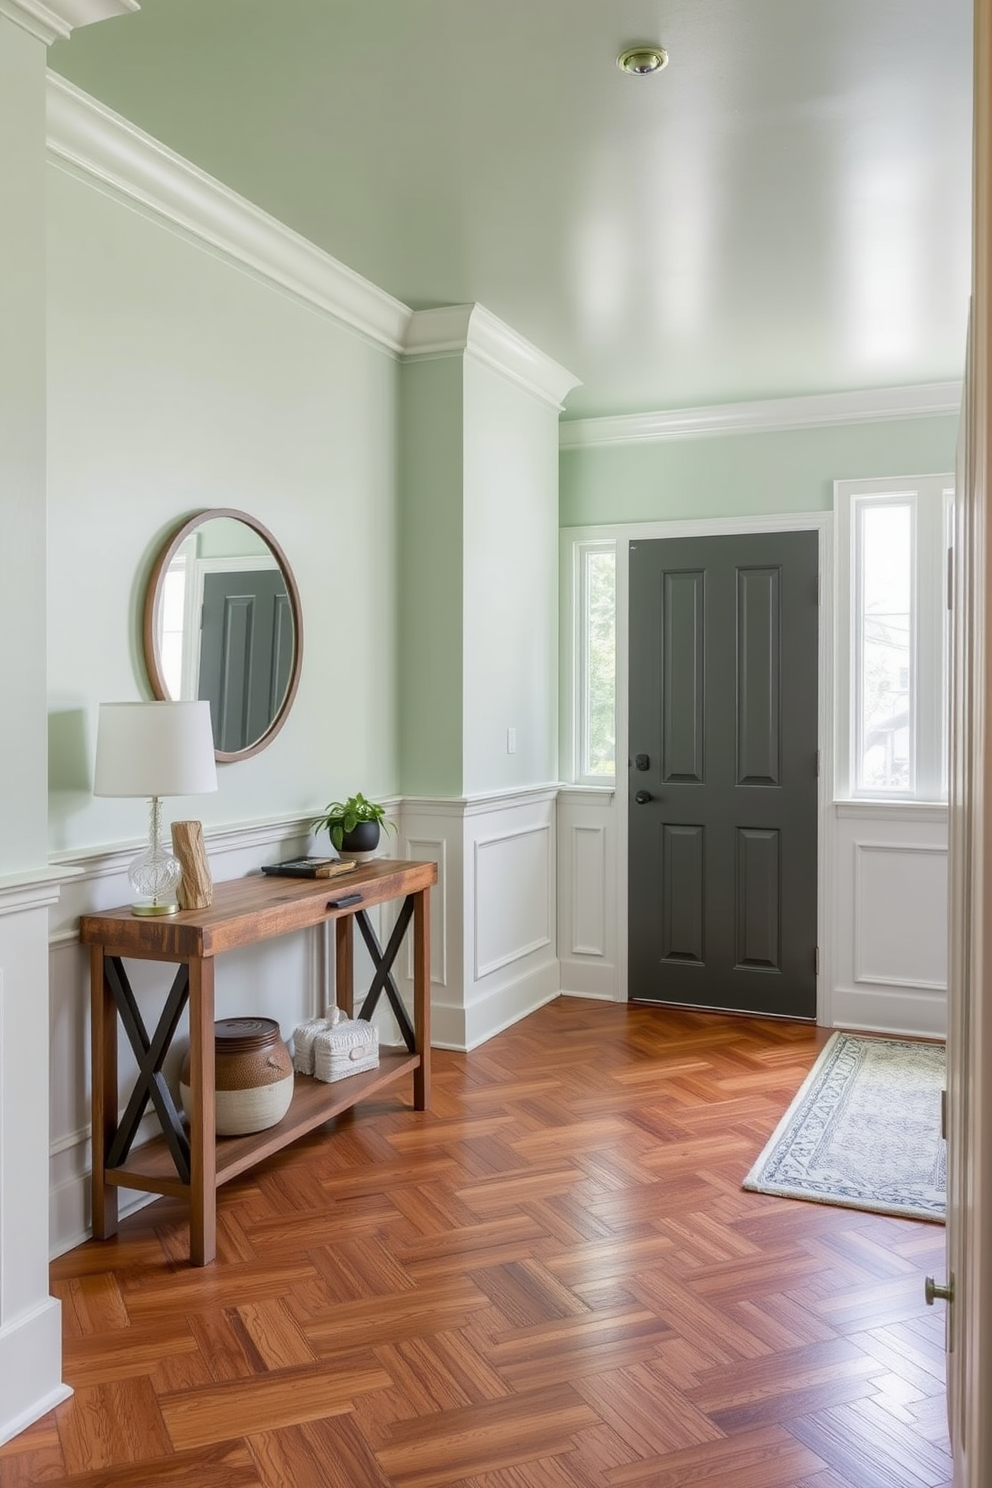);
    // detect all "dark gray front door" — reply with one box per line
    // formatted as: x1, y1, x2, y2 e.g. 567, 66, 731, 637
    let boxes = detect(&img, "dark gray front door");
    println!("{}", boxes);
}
199, 569, 293, 755
628, 530, 819, 1018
